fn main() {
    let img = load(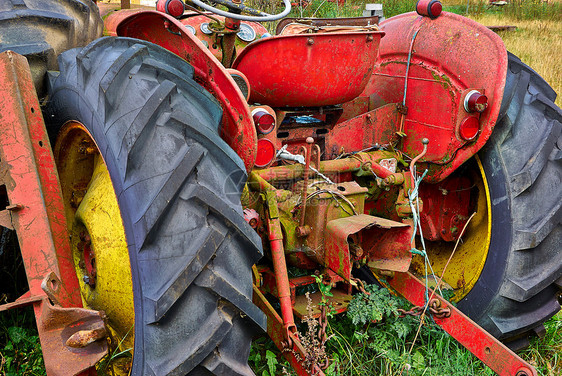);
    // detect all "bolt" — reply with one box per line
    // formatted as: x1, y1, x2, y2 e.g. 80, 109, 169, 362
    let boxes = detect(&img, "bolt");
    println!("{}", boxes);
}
307, 38, 314, 45
366, 35, 373, 42
83, 275, 90, 284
